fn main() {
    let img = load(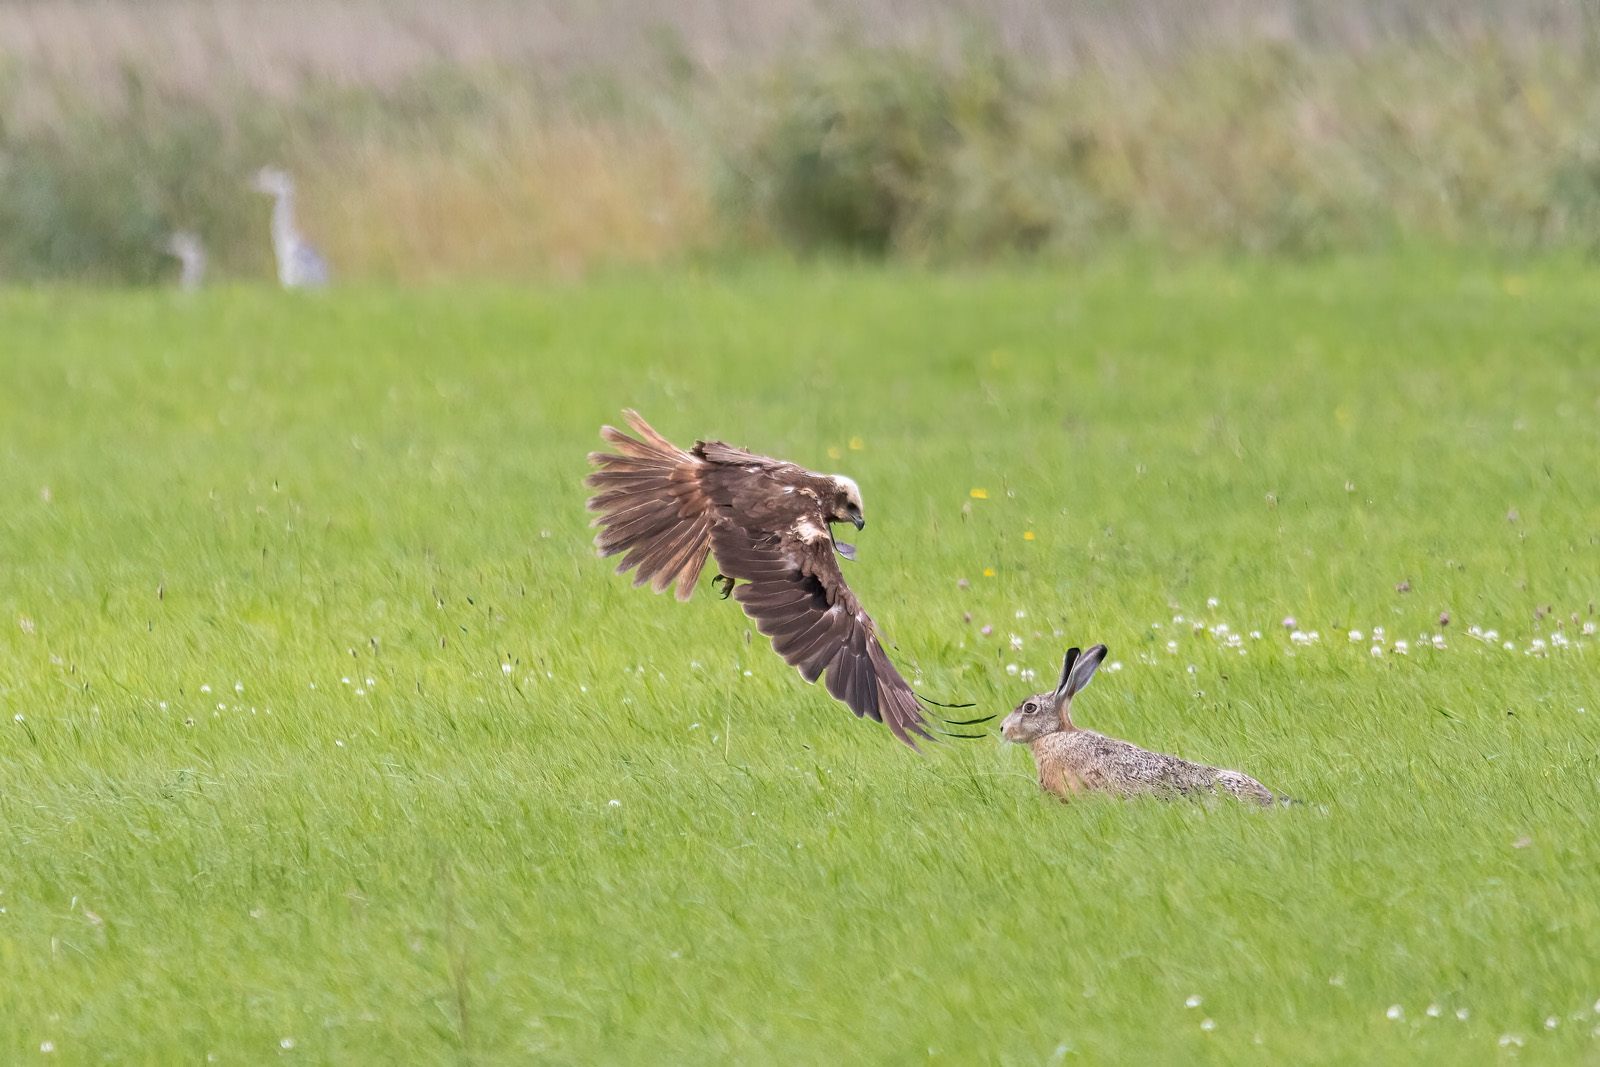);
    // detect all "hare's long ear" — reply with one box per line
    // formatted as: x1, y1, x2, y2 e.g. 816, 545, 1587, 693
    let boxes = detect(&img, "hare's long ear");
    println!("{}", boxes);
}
1056, 648, 1082, 695
1064, 644, 1107, 697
